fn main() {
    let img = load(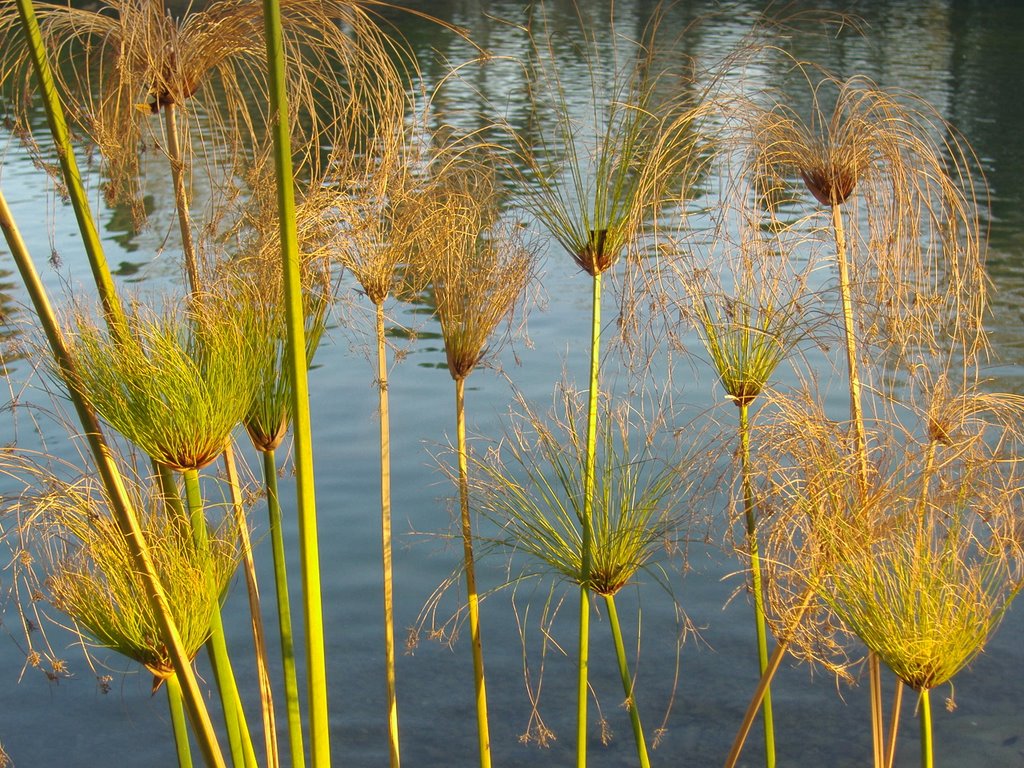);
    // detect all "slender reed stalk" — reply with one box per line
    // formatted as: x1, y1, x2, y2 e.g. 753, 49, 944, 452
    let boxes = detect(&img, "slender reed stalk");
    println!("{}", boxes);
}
414, 163, 536, 767
472, 391, 688, 765
167, 674, 195, 768
223, 442, 280, 768
919, 689, 933, 768
738, 401, 774, 767
262, 0, 330, 761
454, 376, 490, 767
579, 269, 602, 768
375, 299, 401, 768
884, 684, 904, 768
163, 101, 202, 294
182, 468, 257, 768
604, 593, 650, 768
829, 202, 868, 490
262, 447, 305, 768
